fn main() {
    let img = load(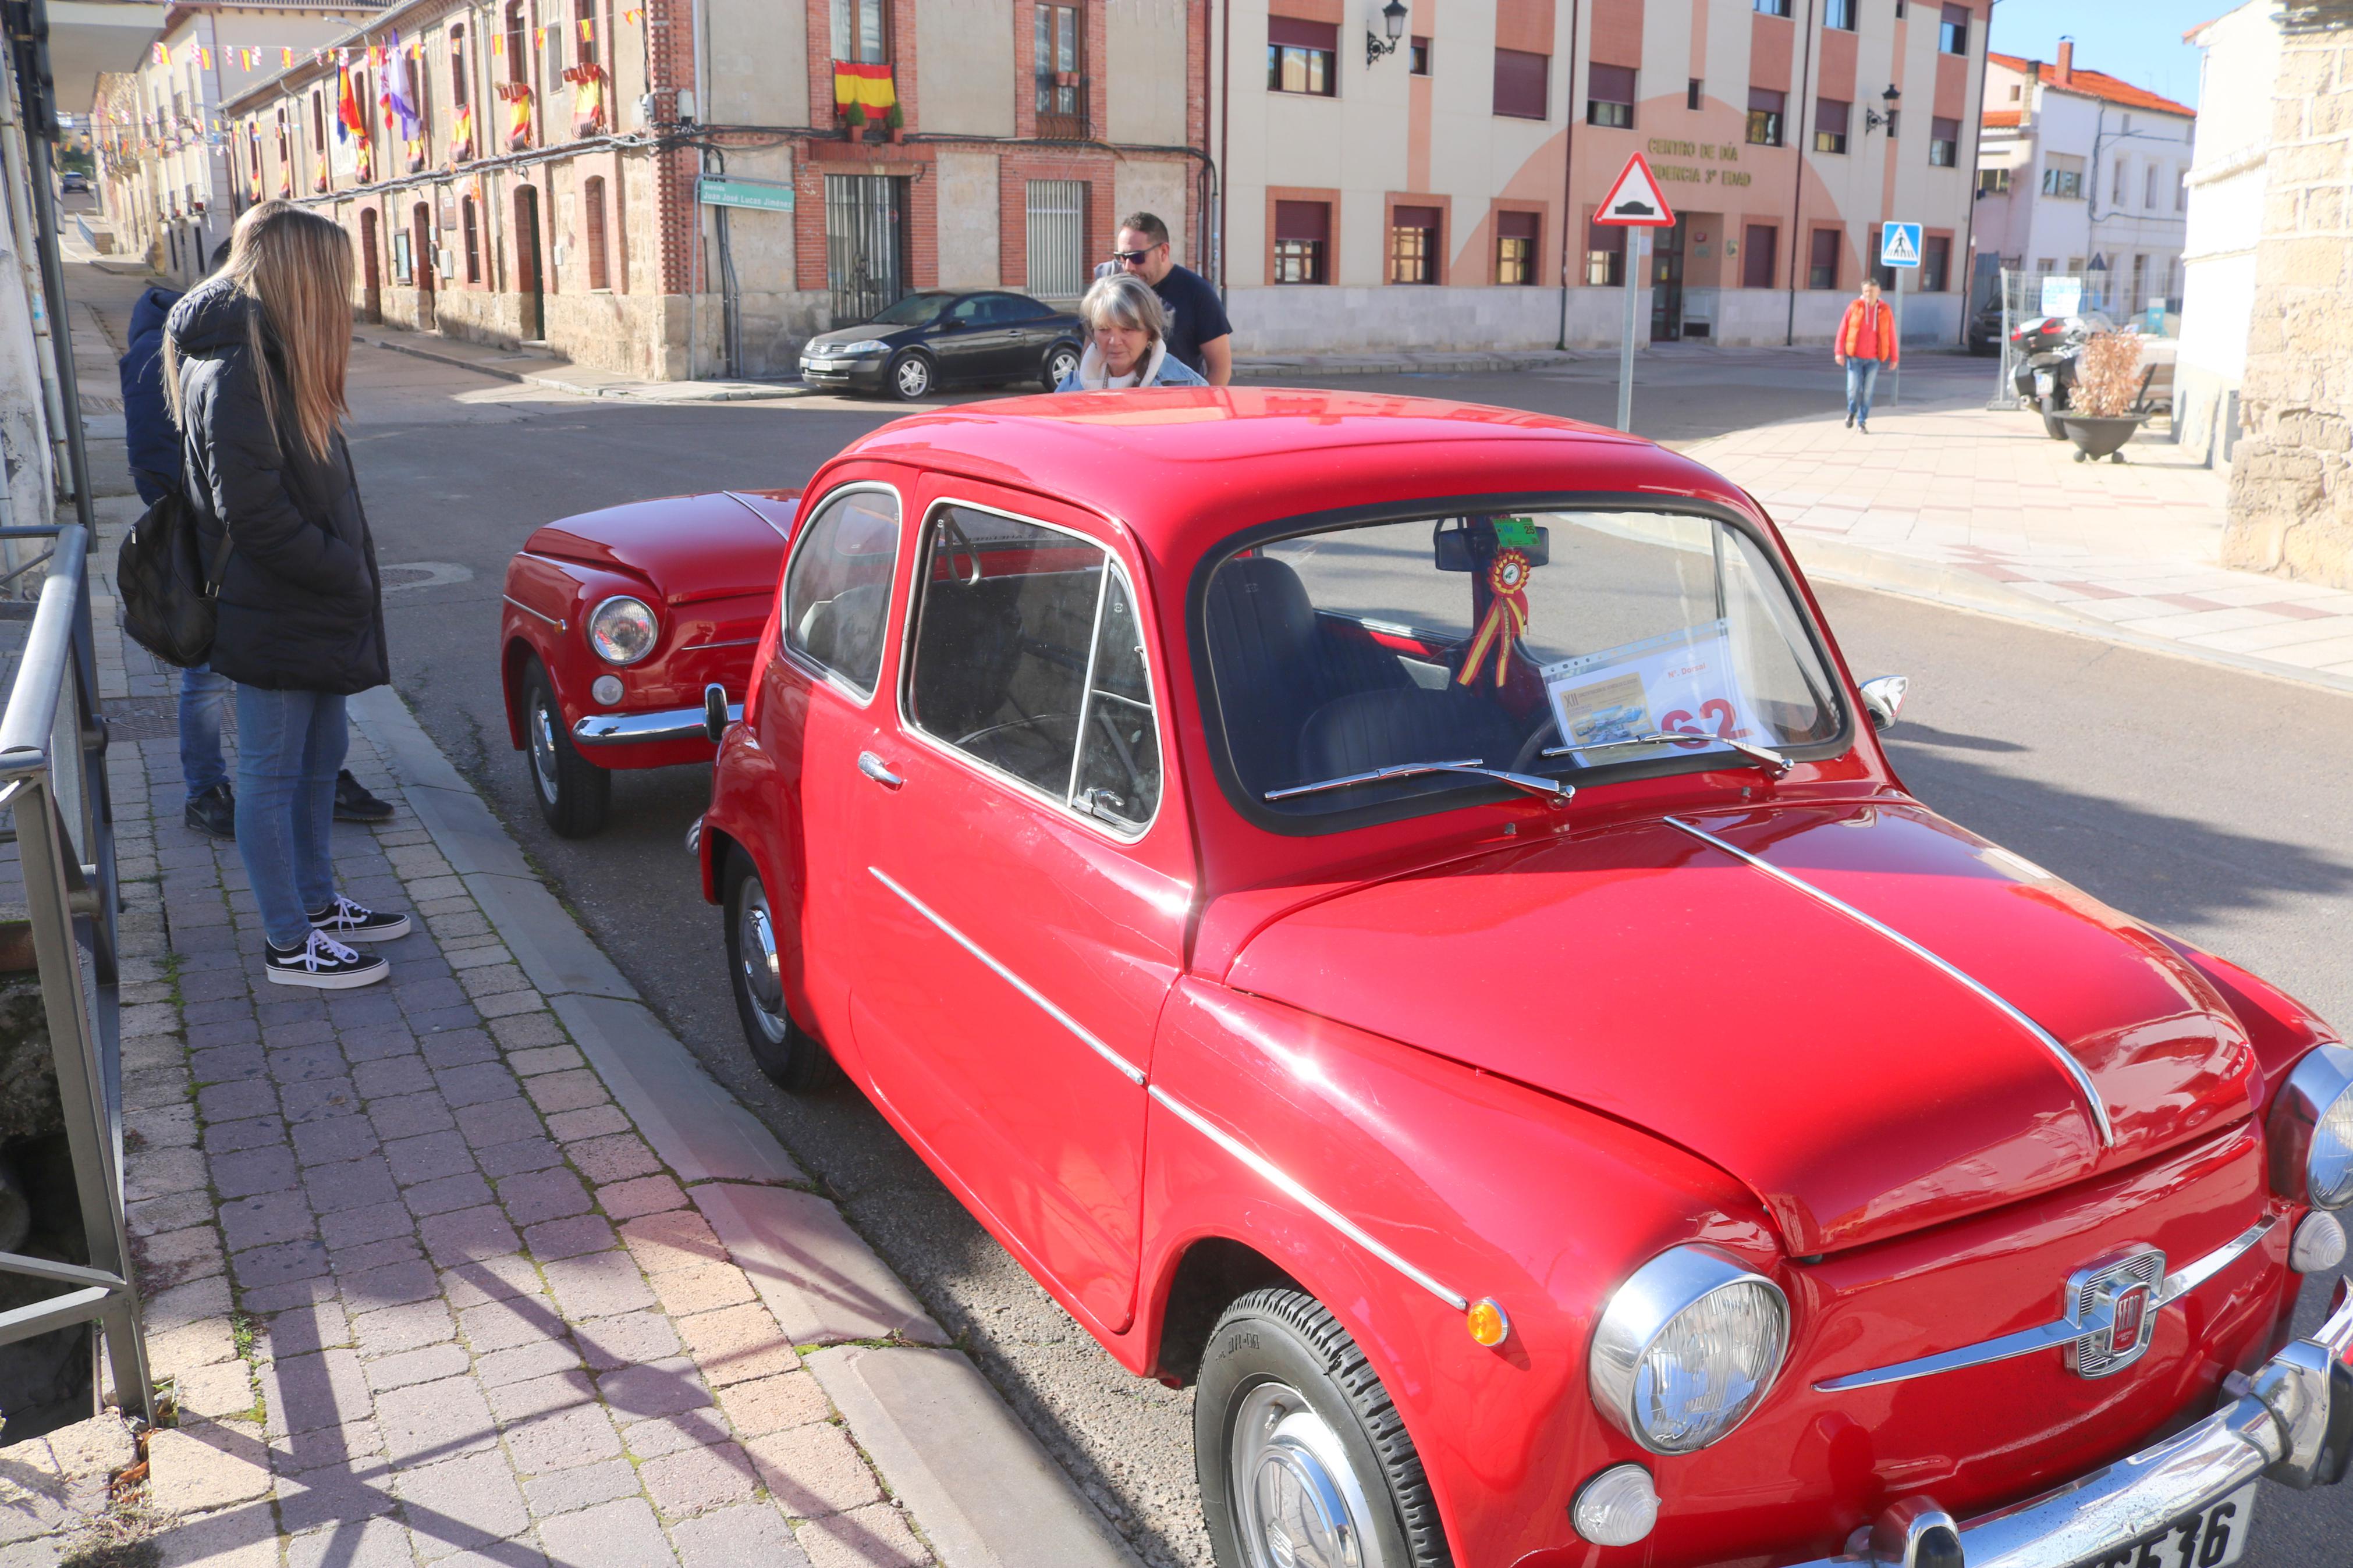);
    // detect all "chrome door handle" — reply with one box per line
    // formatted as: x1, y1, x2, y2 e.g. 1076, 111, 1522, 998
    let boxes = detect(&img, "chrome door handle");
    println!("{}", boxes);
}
857, 751, 903, 790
